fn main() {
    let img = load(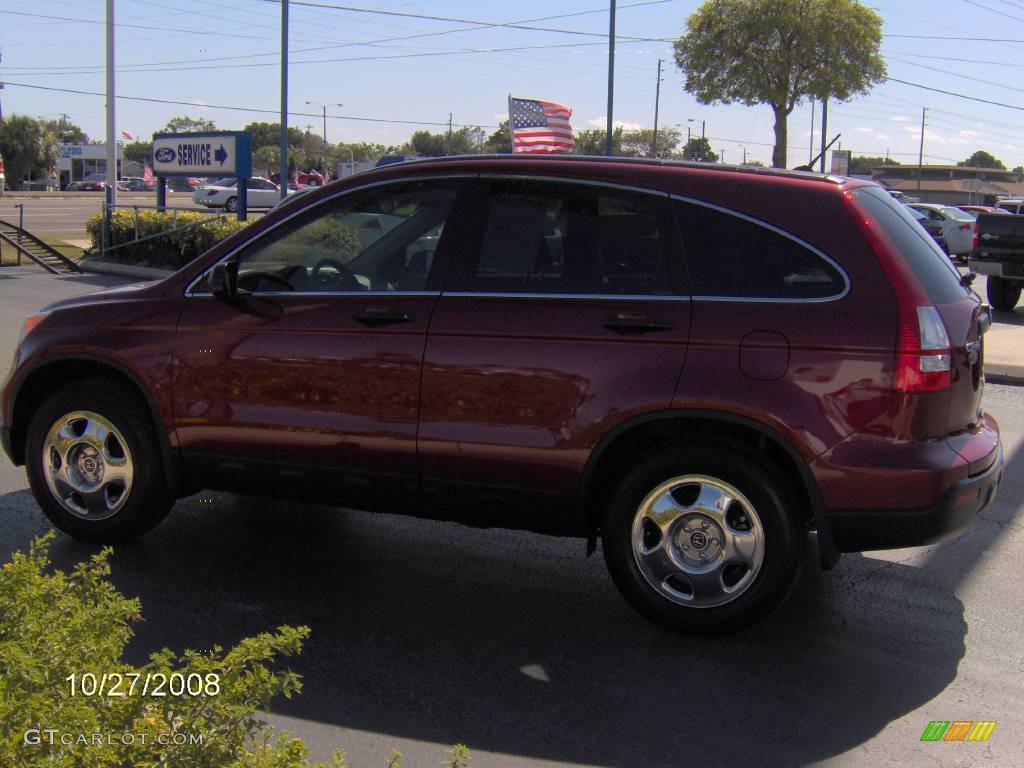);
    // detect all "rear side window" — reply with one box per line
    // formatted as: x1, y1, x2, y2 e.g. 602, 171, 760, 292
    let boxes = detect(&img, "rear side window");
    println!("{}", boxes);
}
852, 187, 968, 304
674, 200, 846, 299
467, 180, 673, 296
